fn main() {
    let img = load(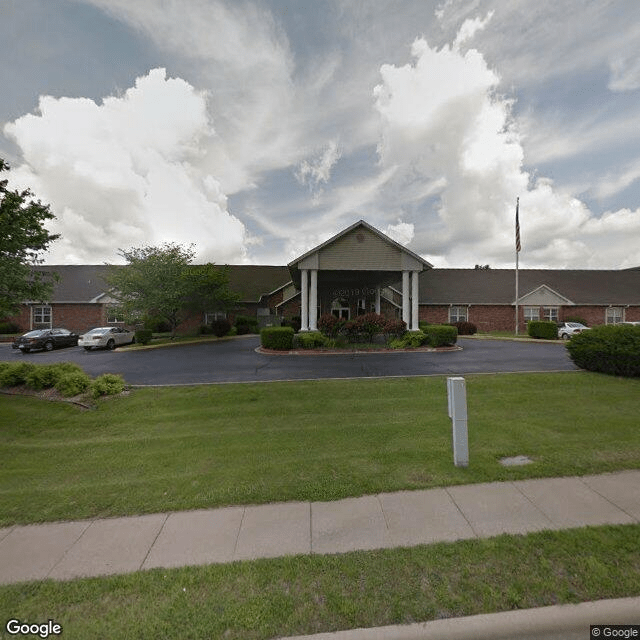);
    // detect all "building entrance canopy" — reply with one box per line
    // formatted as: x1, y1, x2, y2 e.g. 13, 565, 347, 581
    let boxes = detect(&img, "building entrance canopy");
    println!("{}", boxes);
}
287, 220, 432, 331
